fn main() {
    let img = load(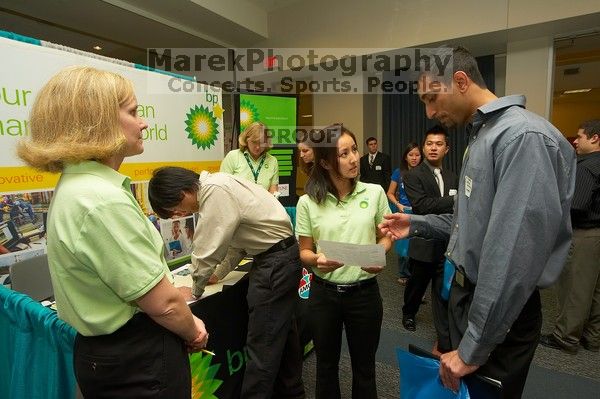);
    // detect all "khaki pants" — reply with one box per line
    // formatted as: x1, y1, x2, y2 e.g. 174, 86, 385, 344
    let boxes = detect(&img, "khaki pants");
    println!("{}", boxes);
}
553, 227, 600, 347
